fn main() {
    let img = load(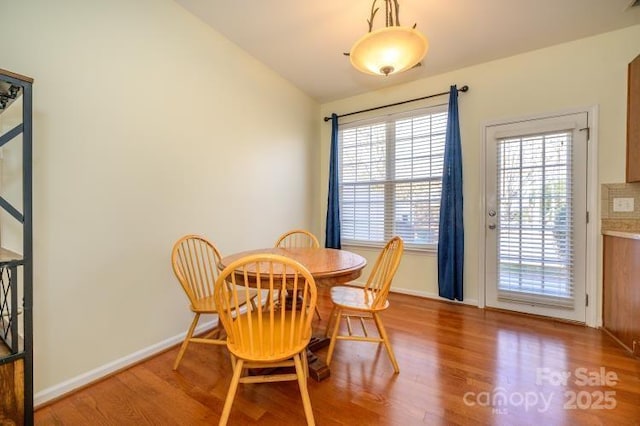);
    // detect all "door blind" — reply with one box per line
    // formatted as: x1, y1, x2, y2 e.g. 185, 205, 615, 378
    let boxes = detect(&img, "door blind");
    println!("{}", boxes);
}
496, 131, 575, 308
